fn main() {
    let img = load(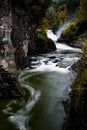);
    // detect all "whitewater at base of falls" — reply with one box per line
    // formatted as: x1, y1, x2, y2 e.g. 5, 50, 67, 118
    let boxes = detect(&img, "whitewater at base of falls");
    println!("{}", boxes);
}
55, 43, 82, 54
